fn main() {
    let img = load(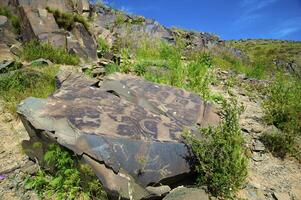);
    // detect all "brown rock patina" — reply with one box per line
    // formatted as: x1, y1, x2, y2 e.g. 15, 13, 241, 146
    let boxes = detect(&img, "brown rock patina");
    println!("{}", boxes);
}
18, 70, 220, 199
